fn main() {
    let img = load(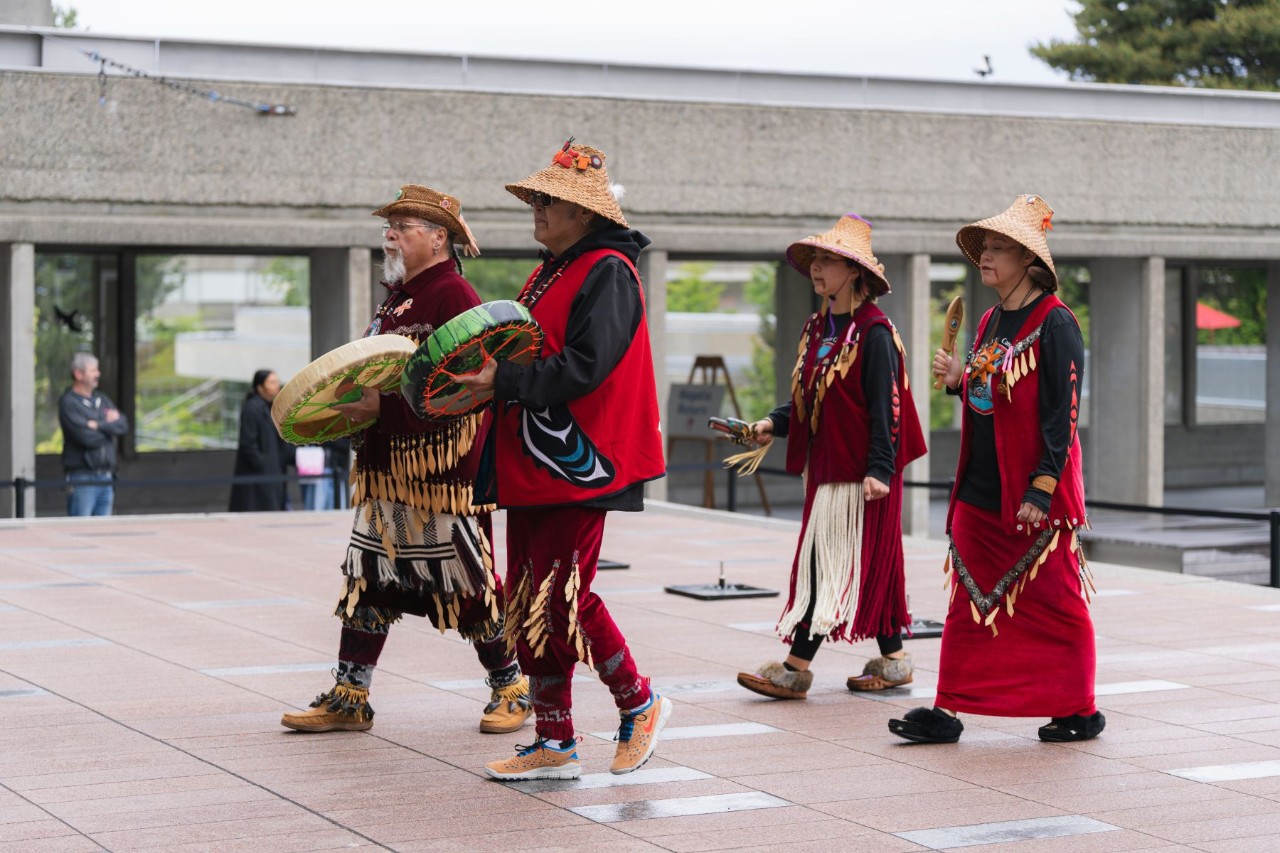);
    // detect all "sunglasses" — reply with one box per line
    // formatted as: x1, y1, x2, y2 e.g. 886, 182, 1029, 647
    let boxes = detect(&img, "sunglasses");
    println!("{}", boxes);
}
528, 192, 559, 207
